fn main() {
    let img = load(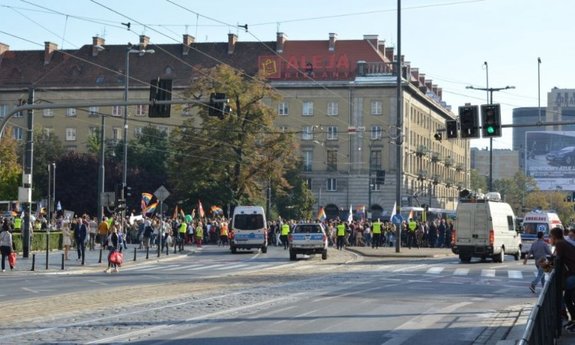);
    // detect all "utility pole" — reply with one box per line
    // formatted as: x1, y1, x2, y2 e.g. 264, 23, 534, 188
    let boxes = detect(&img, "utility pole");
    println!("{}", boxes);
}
395, 0, 403, 253
21, 88, 35, 258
